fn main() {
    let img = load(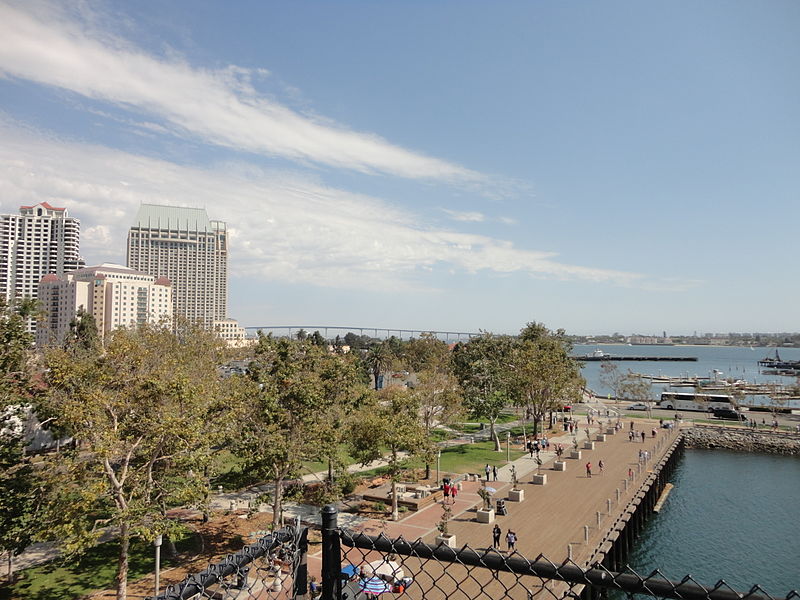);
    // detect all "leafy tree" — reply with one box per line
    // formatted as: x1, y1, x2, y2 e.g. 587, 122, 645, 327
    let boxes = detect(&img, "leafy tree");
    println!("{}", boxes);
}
349, 386, 429, 520
38, 323, 231, 600
66, 307, 100, 353
242, 335, 366, 527
0, 297, 40, 581
452, 333, 514, 451
309, 330, 327, 347
509, 323, 584, 435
